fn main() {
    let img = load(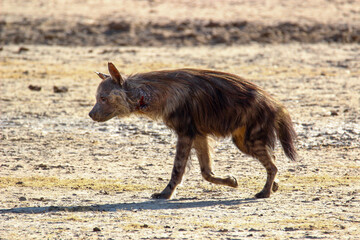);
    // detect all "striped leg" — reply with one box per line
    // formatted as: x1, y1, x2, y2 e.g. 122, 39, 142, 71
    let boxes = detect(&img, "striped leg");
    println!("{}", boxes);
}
232, 126, 278, 198
152, 135, 193, 199
251, 142, 278, 198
